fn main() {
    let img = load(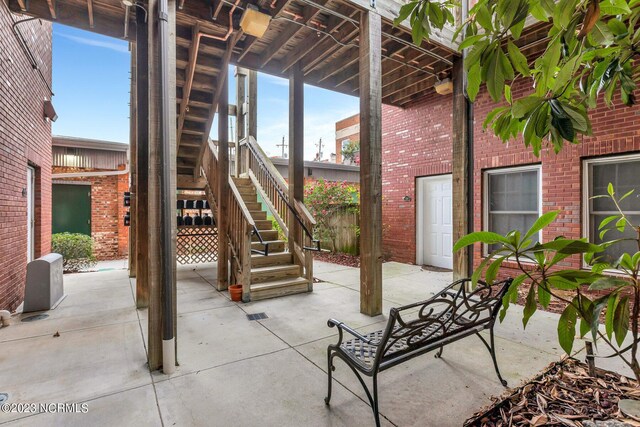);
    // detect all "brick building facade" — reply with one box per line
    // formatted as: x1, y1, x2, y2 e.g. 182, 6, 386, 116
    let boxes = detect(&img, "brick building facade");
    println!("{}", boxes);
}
335, 114, 360, 164
52, 137, 129, 260
0, 7, 53, 311
378, 80, 640, 275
